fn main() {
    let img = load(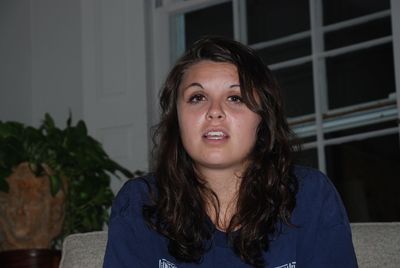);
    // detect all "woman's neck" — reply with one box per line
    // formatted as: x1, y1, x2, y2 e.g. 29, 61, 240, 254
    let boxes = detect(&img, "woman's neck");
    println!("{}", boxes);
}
197, 167, 243, 231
